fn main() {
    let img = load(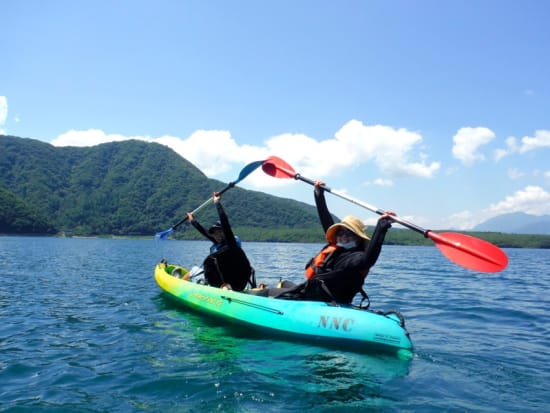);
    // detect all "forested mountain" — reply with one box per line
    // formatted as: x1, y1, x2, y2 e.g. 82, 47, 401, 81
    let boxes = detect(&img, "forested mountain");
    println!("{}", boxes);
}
0, 135, 324, 238
0, 187, 57, 234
